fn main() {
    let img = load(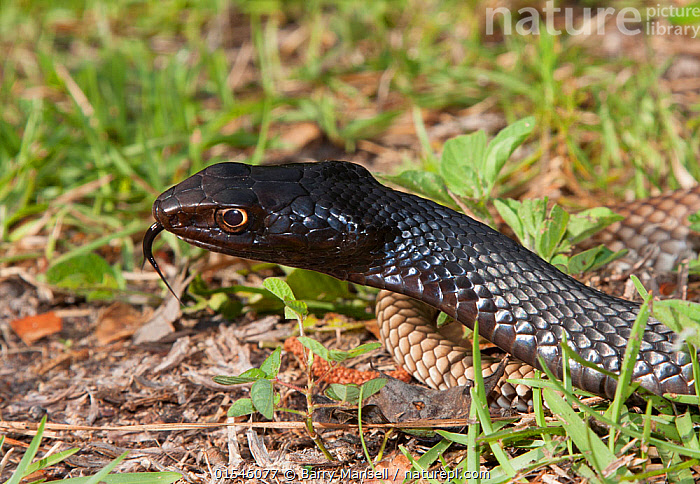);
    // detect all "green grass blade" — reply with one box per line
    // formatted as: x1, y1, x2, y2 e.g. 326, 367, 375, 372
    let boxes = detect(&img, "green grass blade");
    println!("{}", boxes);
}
5, 416, 47, 484
543, 388, 622, 479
